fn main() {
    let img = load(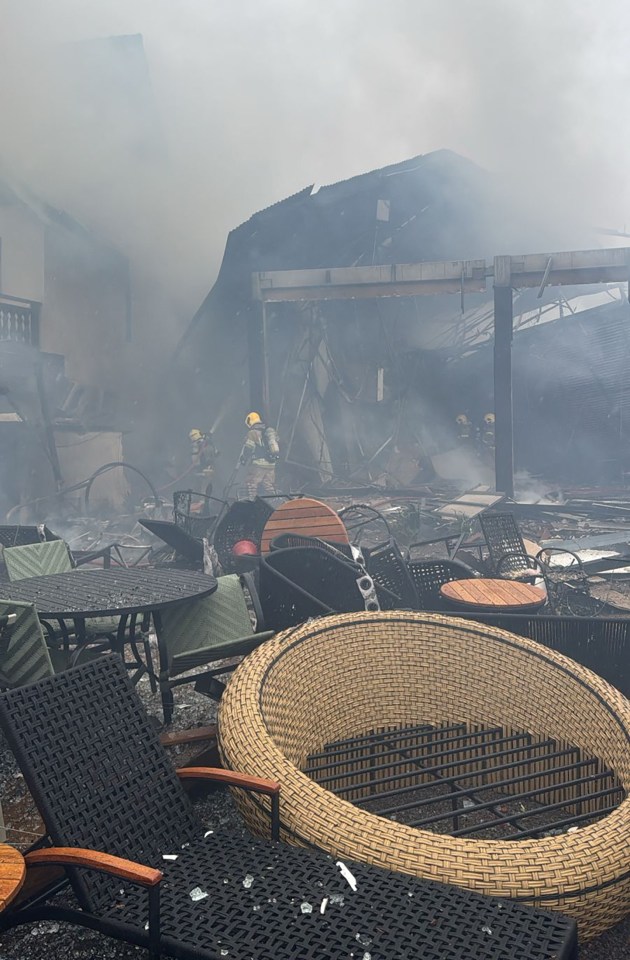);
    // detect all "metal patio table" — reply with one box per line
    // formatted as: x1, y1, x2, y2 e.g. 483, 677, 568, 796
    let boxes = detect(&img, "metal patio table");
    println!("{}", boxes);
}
0, 569, 217, 708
